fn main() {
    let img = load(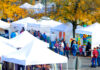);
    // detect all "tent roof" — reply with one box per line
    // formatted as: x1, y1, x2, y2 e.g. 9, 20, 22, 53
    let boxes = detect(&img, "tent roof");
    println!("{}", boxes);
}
2, 40, 67, 65
75, 22, 100, 35
0, 20, 10, 29
47, 2, 56, 8
12, 17, 37, 24
75, 22, 100, 49
33, 3, 44, 9
51, 22, 73, 32
38, 19, 62, 28
9, 31, 49, 48
0, 40, 17, 56
20, 3, 33, 9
